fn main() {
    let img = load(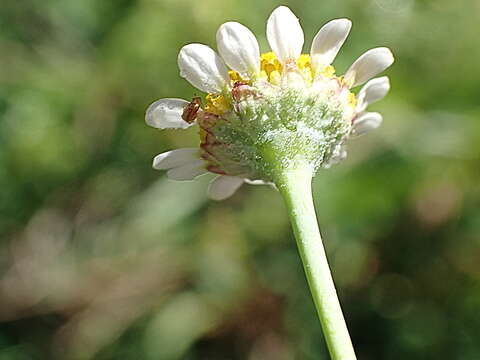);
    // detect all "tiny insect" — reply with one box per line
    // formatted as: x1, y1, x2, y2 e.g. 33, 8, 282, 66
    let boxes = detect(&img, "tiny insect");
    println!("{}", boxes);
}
182, 97, 202, 123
